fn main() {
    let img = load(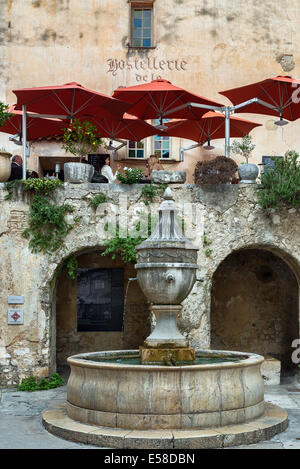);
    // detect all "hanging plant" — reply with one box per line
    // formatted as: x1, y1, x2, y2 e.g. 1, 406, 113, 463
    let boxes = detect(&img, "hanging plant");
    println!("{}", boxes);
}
6, 178, 78, 255
0, 101, 11, 127
61, 119, 104, 162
